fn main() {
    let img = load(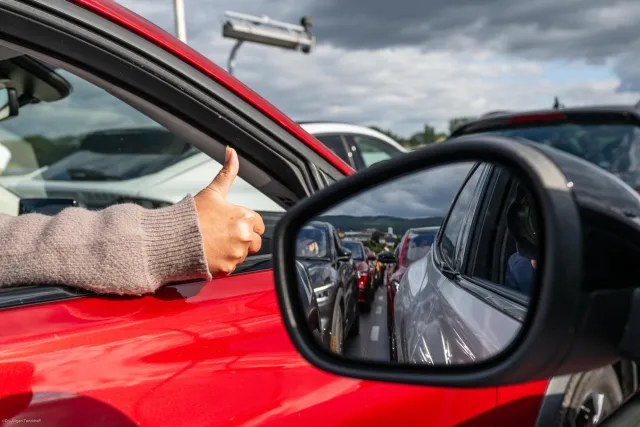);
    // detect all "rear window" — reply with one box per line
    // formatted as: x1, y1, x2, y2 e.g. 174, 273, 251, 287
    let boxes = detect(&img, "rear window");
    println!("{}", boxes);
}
342, 240, 364, 260
471, 123, 640, 181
